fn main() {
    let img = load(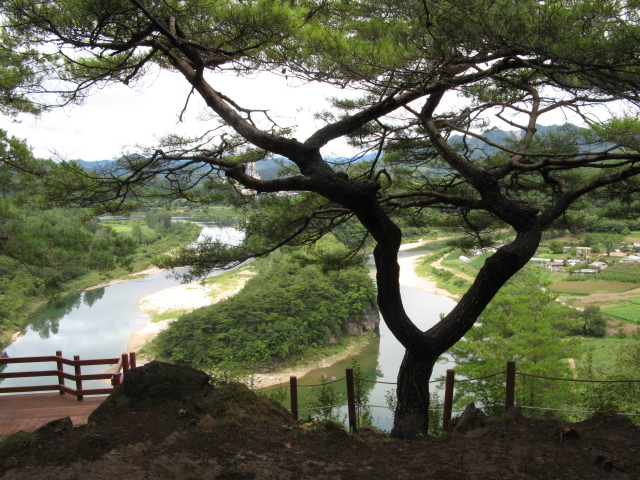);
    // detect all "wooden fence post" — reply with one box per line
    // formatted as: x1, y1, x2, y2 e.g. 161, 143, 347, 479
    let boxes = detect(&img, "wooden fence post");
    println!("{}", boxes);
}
56, 350, 65, 395
129, 352, 137, 369
121, 353, 130, 376
442, 369, 455, 431
346, 367, 357, 432
74, 355, 83, 401
505, 360, 516, 411
290, 376, 298, 421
